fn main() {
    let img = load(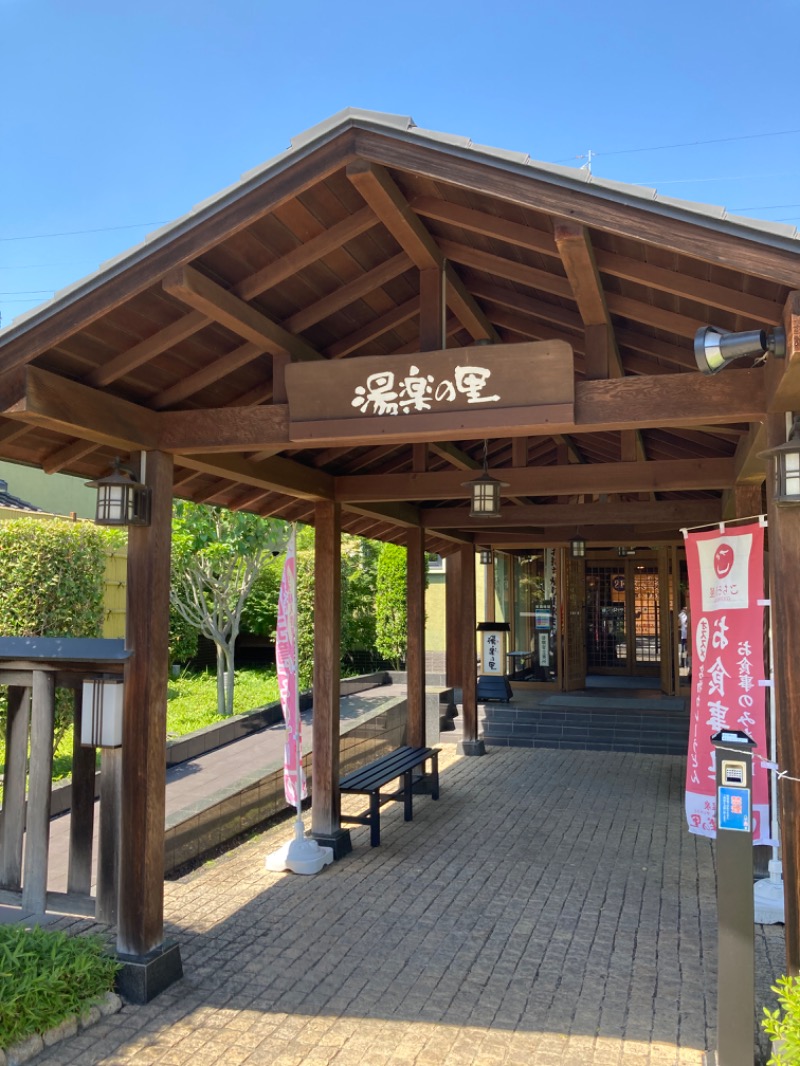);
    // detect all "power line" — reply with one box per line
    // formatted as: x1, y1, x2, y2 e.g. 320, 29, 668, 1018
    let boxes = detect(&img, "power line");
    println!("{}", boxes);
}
0, 289, 55, 296
558, 126, 800, 165
0, 221, 169, 243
